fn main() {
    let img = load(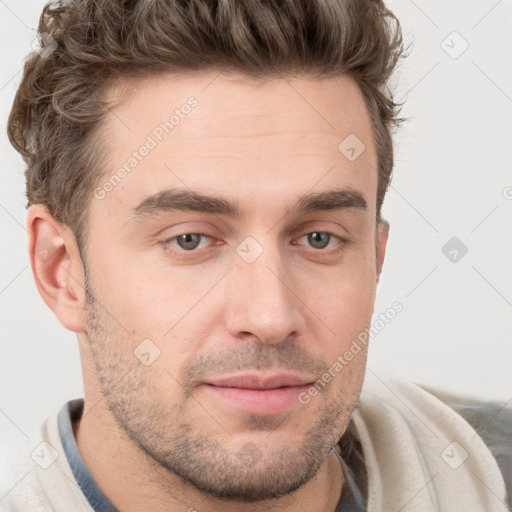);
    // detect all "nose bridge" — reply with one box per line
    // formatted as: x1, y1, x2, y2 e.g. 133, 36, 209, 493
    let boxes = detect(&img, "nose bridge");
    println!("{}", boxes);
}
226, 236, 303, 343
